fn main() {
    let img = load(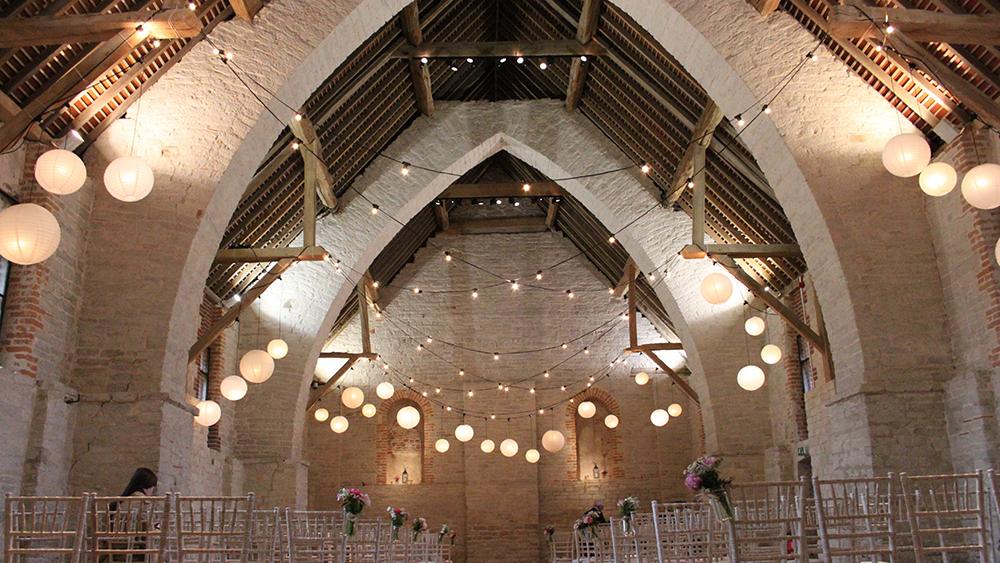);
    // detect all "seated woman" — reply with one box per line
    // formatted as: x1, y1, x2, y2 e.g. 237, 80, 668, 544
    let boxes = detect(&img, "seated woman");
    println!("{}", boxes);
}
103, 468, 160, 562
